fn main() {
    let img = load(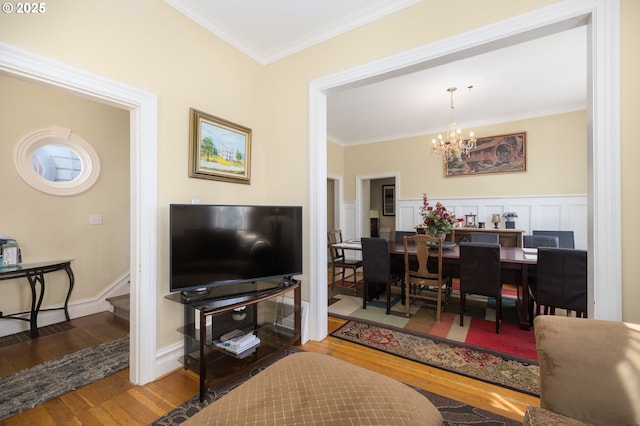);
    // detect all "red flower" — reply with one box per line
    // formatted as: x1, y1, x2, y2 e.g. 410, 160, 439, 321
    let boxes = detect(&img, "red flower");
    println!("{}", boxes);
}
418, 195, 457, 237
